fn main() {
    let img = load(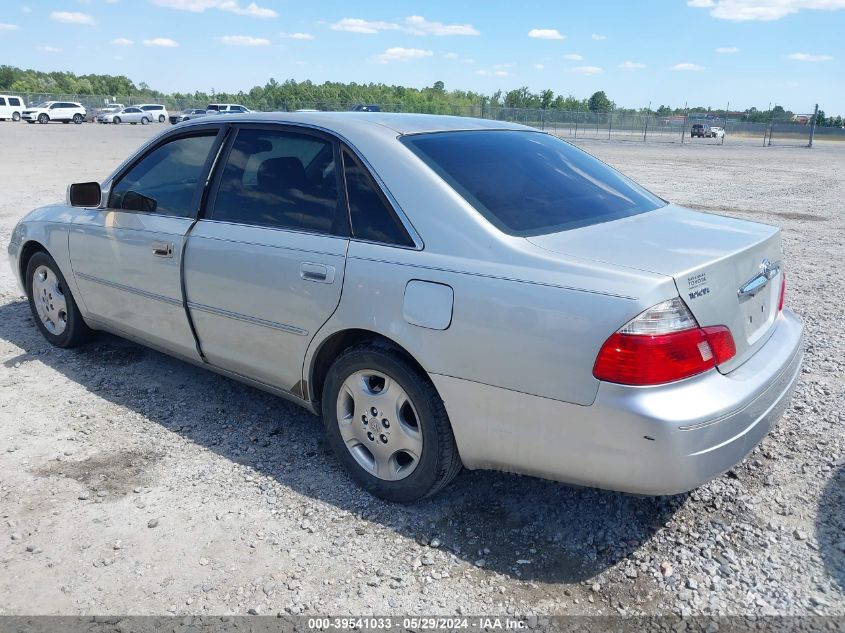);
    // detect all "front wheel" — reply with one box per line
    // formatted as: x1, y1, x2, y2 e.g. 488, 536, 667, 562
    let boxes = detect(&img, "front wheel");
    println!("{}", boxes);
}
322, 342, 462, 502
141, 117, 149, 125
25, 251, 94, 348
73, 114, 83, 124
38, 114, 49, 124
113, 116, 121, 124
